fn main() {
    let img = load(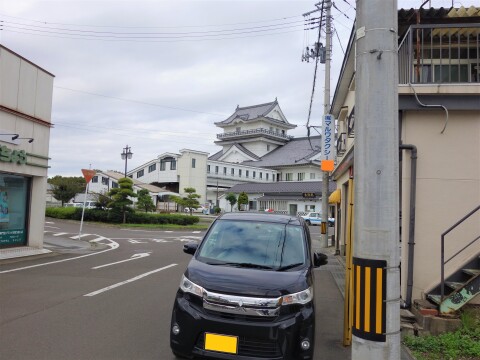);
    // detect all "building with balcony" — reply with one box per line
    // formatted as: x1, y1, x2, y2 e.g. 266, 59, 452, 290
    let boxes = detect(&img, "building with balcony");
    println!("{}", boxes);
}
330, 6, 480, 310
